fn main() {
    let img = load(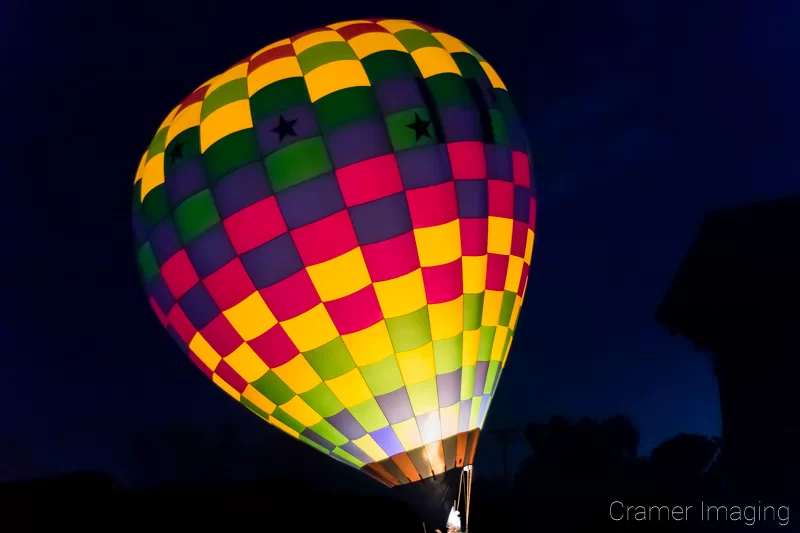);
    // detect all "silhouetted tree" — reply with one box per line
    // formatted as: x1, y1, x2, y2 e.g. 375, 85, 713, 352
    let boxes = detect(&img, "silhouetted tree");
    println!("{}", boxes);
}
512, 414, 642, 532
